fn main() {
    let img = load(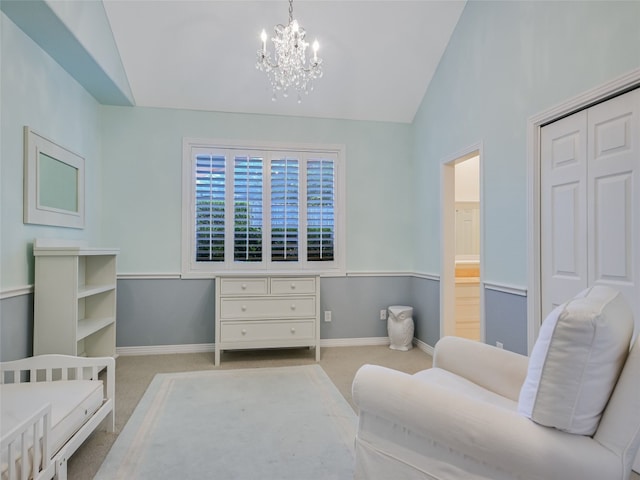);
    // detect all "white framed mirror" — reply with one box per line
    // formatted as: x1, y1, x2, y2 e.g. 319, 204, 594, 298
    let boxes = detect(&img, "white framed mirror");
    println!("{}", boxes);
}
24, 127, 85, 229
